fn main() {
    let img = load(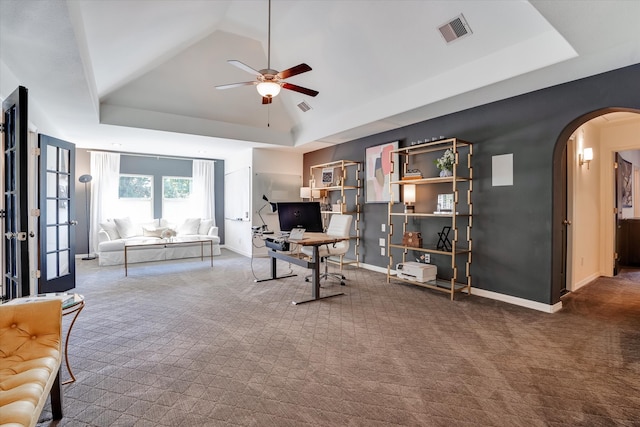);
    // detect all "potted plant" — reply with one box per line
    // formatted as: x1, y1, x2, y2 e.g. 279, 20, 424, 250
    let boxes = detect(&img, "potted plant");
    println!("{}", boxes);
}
434, 148, 455, 177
